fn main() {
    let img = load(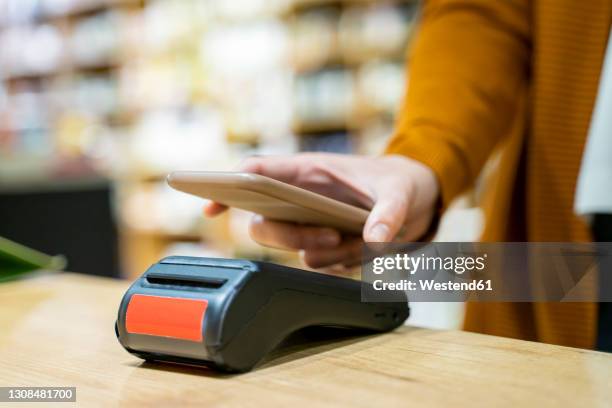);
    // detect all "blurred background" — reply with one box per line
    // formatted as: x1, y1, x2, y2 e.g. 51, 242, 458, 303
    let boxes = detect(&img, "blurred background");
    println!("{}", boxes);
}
0, 0, 478, 328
